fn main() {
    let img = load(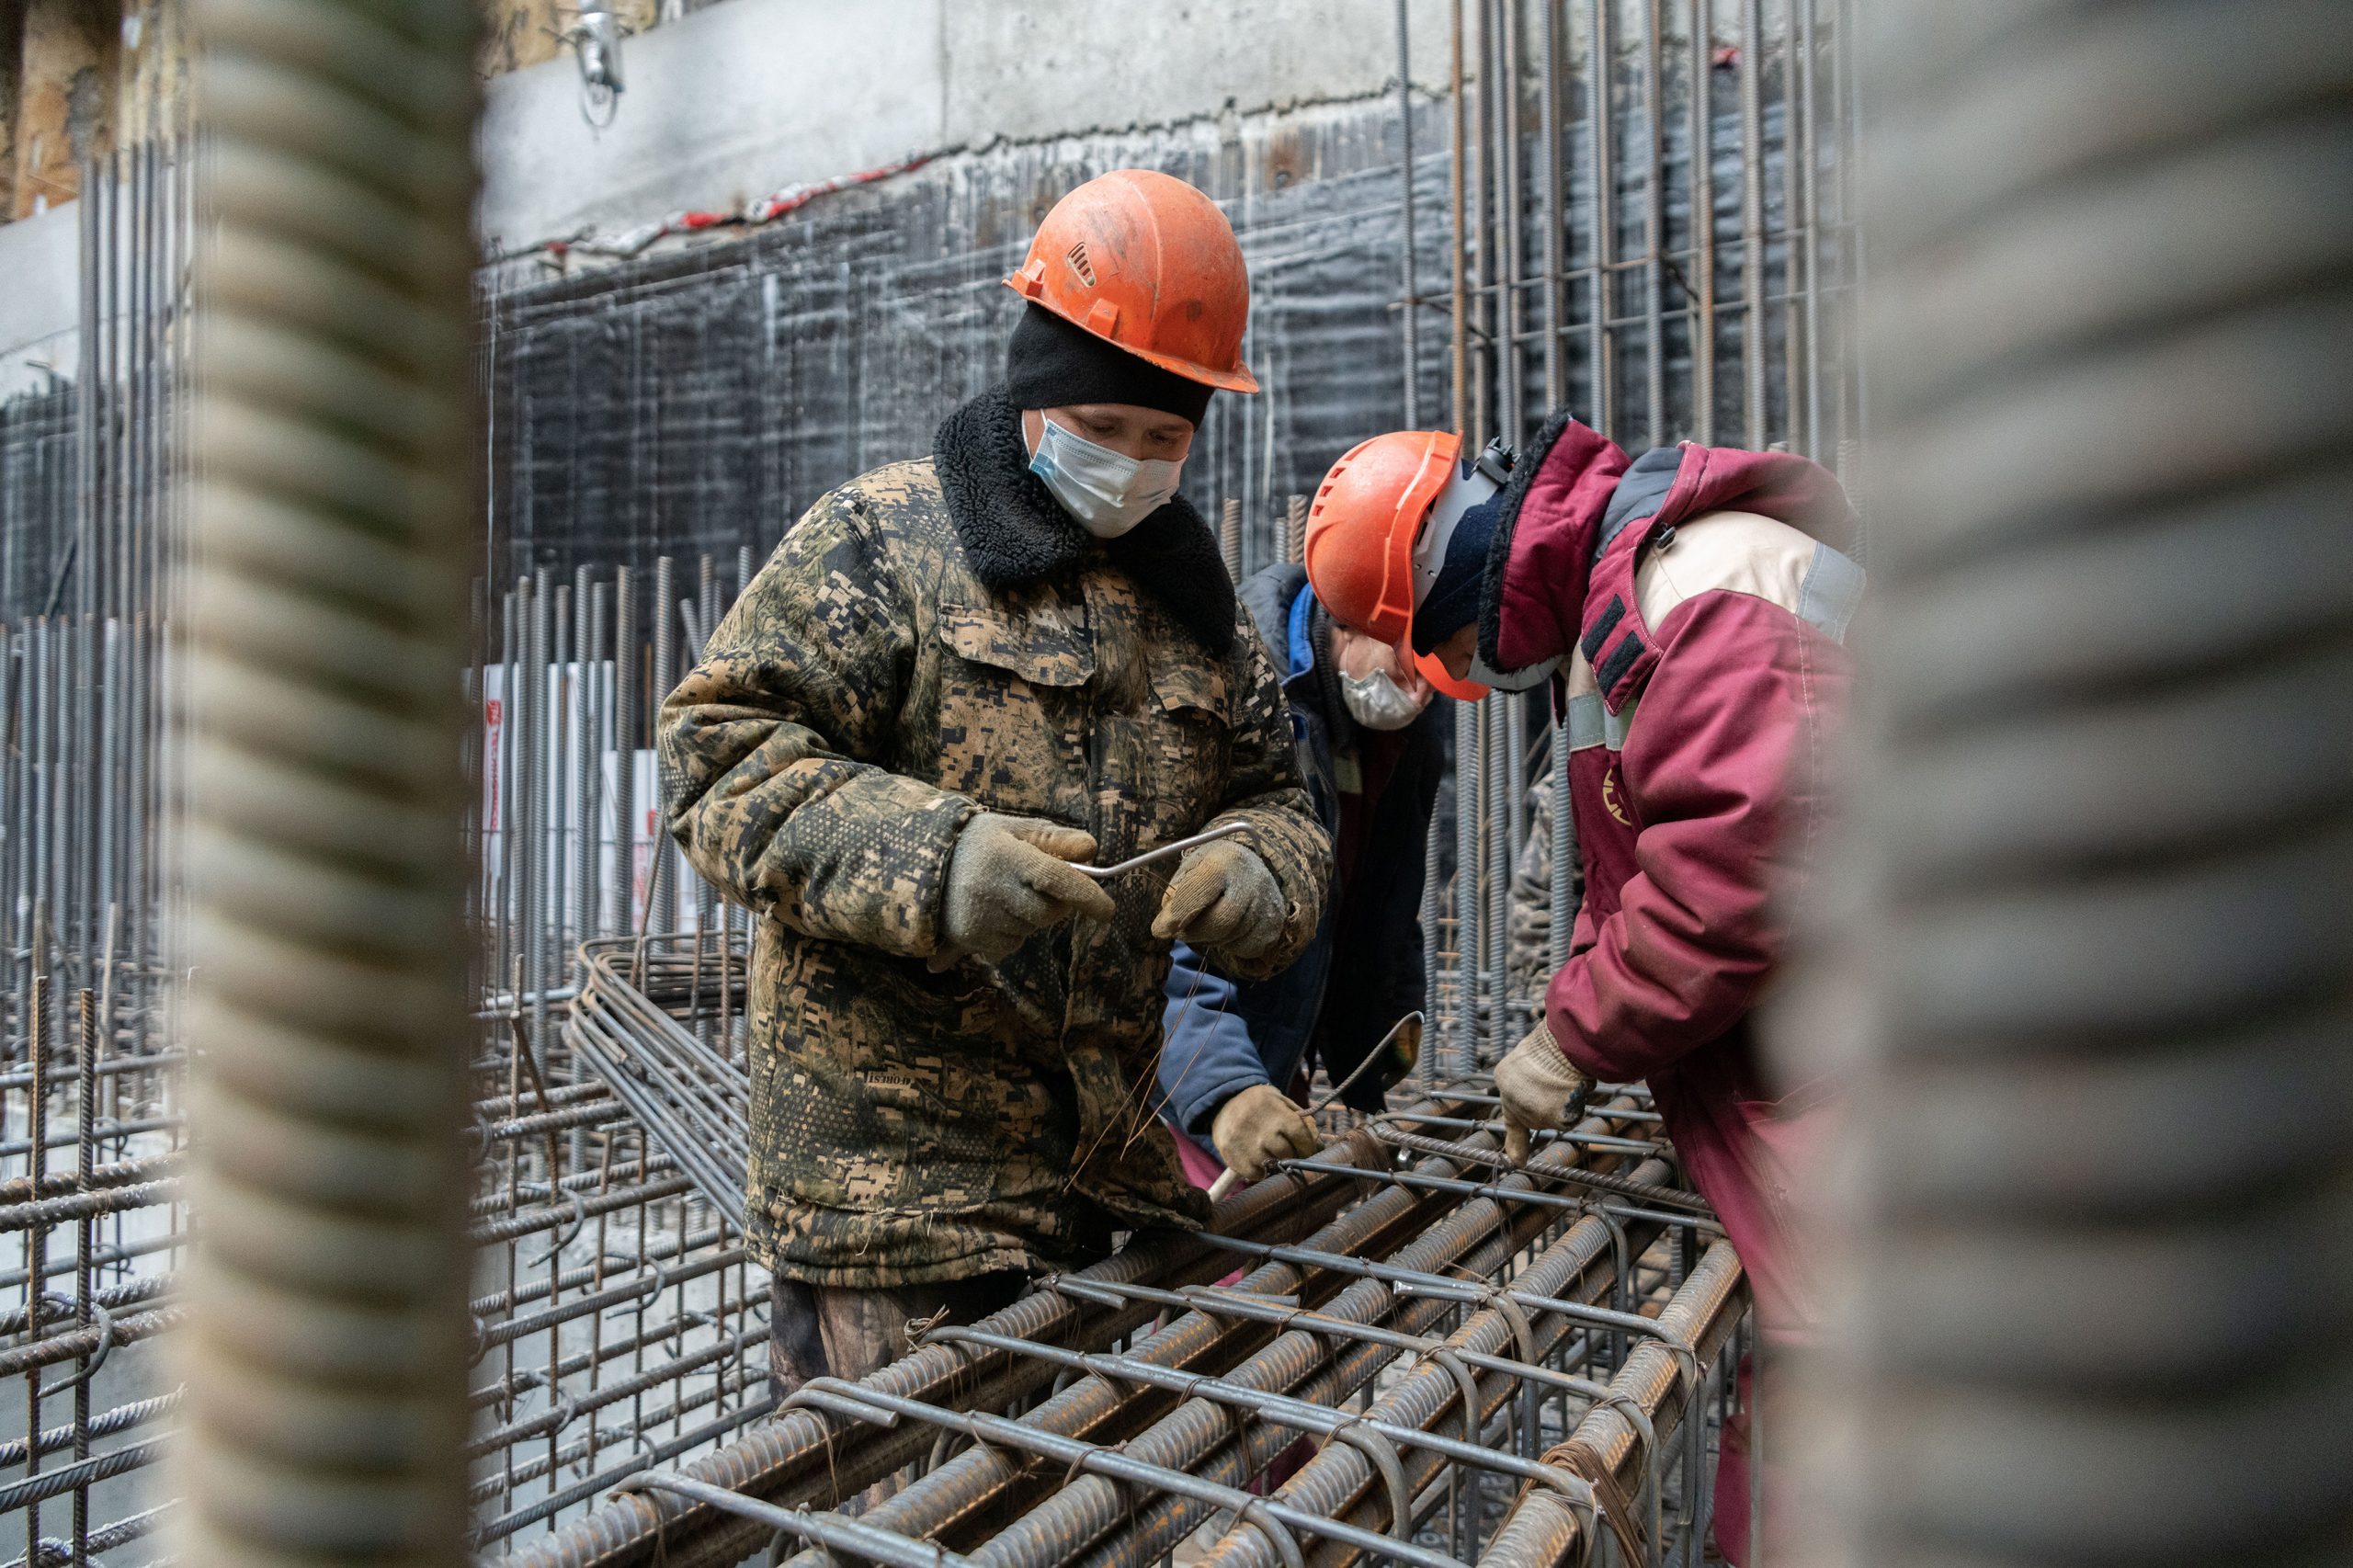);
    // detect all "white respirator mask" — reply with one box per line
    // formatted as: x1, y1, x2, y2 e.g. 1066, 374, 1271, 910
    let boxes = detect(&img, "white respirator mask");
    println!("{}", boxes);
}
1029, 419, 1185, 539
1341, 668, 1427, 731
